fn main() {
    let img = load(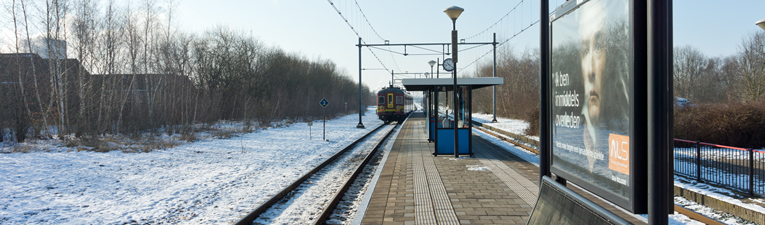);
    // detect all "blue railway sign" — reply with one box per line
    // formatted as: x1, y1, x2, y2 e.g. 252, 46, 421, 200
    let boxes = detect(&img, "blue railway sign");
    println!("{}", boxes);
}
320, 98, 329, 108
